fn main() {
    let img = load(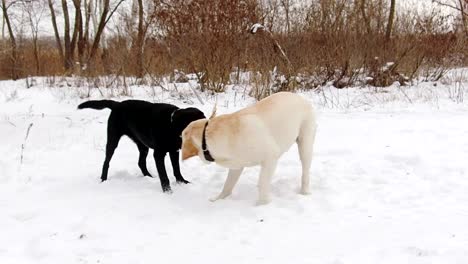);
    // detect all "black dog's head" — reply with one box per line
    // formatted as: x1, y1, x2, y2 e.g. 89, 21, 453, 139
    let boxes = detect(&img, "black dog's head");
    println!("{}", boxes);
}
171, 107, 206, 135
